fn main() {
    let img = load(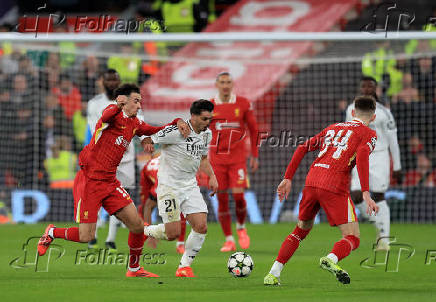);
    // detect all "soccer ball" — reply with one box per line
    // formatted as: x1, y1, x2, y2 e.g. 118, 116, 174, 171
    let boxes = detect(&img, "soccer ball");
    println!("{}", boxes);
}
227, 252, 254, 277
